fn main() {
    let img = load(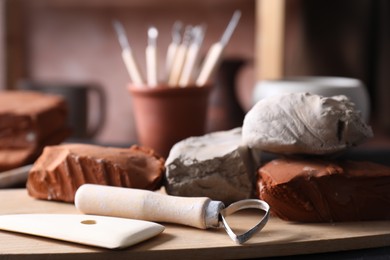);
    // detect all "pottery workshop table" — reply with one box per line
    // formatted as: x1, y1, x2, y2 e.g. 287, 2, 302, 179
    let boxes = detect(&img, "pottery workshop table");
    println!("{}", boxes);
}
0, 188, 390, 260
